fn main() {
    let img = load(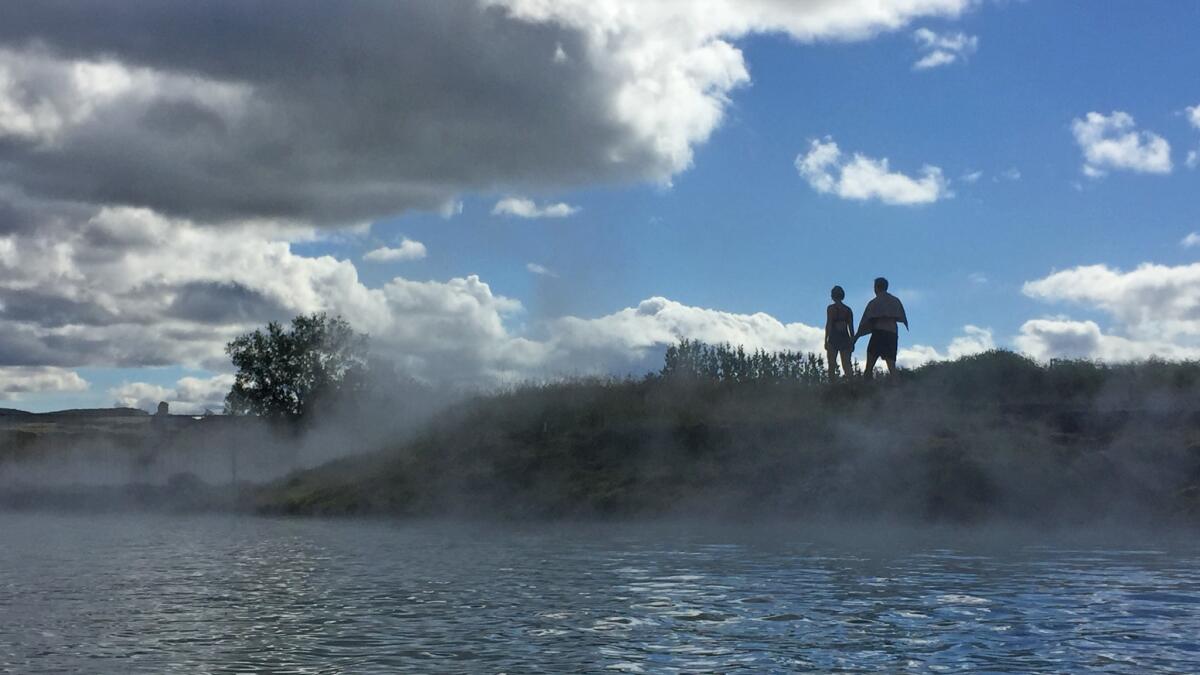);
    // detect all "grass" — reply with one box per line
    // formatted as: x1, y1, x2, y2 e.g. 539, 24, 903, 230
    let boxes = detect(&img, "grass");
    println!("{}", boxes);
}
257, 347, 1200, 524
